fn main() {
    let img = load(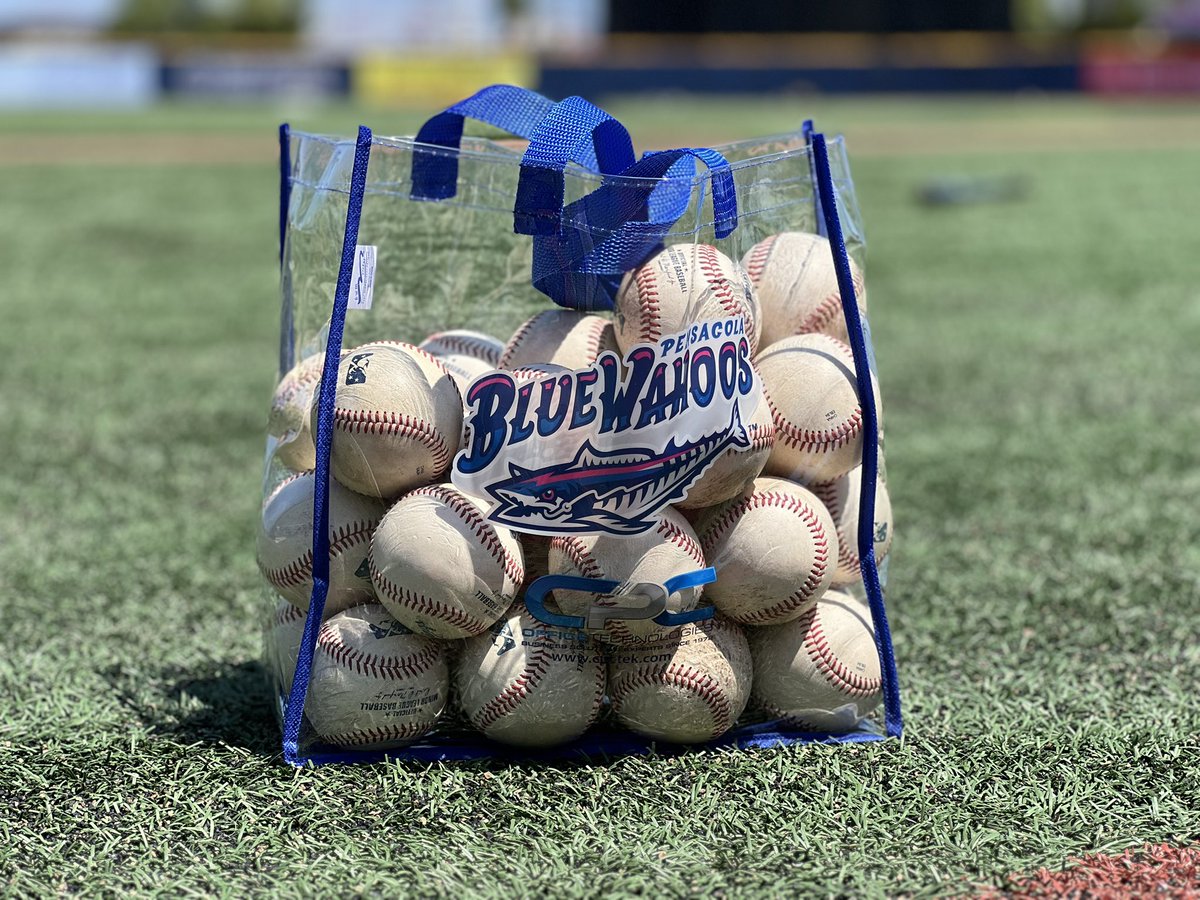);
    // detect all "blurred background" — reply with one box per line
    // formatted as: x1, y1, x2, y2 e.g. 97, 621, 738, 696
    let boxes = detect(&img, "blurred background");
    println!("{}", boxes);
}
2, 0, 1199, 113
